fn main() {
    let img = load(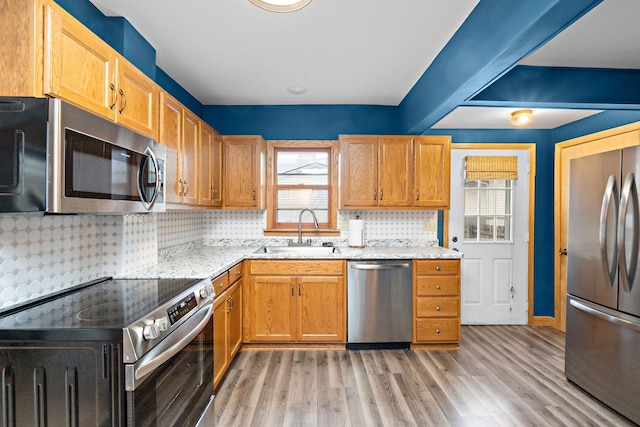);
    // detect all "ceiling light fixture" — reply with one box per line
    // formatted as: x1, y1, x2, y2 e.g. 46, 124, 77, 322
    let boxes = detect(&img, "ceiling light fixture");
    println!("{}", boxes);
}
510, 109, 534, 126
249, 0, 312, 13
287, 86, 307, 95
